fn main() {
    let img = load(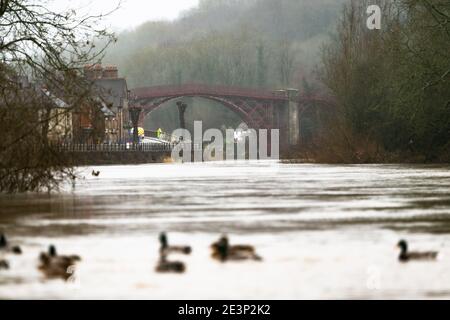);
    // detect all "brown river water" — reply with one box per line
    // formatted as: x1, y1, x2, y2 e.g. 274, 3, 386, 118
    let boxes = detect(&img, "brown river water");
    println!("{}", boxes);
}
1, 162, 450, 299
